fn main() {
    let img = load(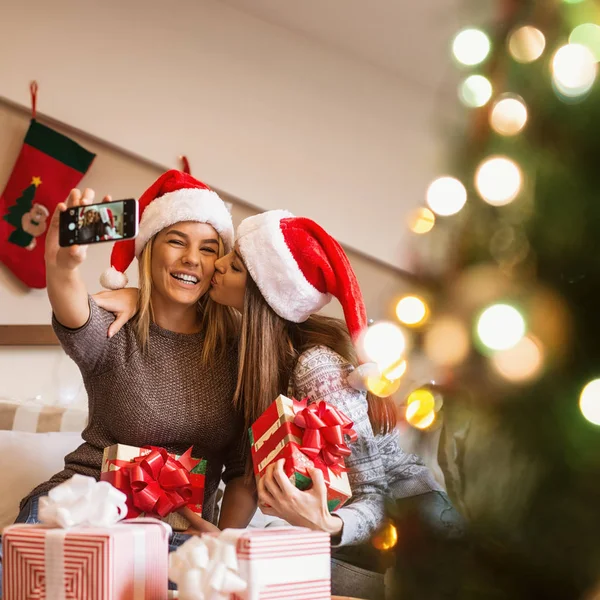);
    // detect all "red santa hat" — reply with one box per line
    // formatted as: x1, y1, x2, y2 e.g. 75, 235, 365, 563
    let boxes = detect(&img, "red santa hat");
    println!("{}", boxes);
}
236, 210, 367, 343
100, 169, 233, 289
98, 206, 114, 229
